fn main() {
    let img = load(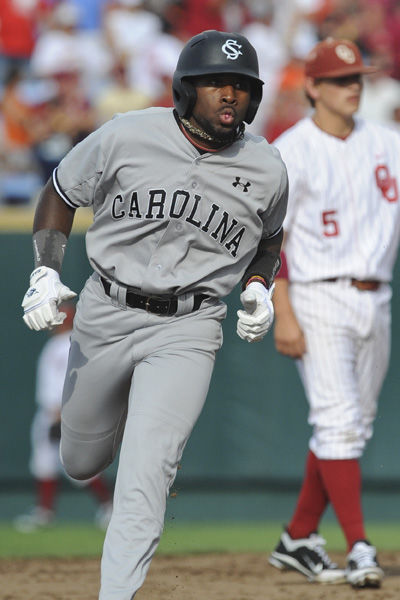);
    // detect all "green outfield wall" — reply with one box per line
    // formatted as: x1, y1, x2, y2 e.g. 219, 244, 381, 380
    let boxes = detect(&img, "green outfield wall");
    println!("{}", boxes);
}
1, 222, 400, 493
